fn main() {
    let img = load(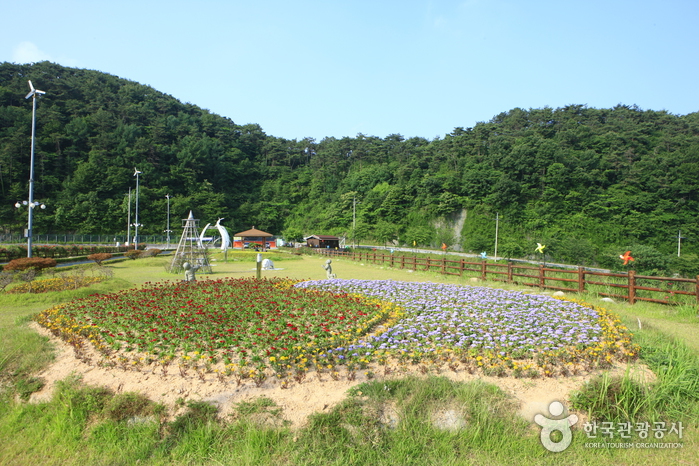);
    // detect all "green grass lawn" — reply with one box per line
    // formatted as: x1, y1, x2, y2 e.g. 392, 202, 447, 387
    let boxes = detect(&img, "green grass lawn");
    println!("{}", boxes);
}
0, 250, 697, 465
